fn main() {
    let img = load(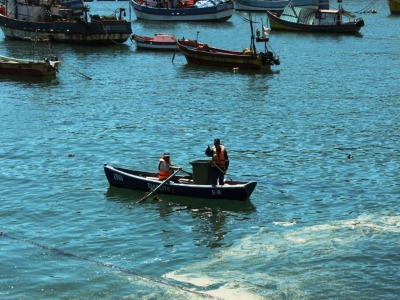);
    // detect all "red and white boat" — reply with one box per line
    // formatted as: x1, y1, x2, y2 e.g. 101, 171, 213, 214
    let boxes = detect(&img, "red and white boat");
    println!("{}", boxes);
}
131, 33, 177, 50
